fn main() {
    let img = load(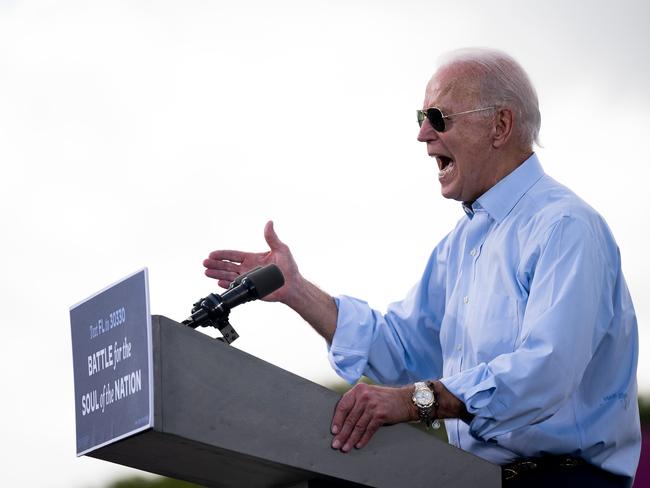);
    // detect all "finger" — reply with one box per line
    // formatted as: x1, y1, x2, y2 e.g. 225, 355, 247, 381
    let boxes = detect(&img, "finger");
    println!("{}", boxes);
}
203, 259, 240, 273
204, 268, 239, 282
331, 392, 355, 436
207, 250, 246, 262
264, 221, 286, 251
341, 410, 373, 452
354, 419, 382, 450
332, 399, 365, 450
